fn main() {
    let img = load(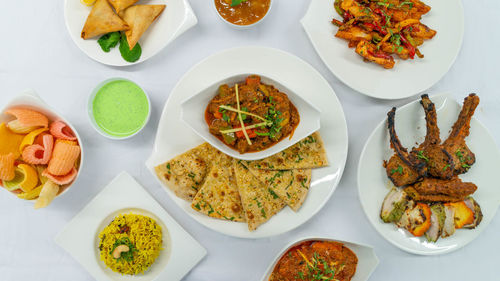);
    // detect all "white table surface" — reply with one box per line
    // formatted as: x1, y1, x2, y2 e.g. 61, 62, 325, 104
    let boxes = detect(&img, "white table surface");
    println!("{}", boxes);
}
1, 1, 499, 281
